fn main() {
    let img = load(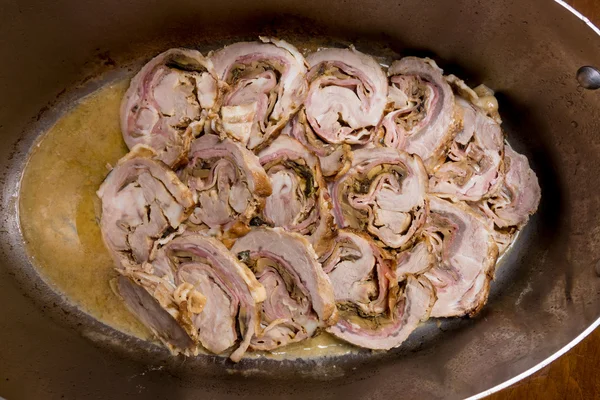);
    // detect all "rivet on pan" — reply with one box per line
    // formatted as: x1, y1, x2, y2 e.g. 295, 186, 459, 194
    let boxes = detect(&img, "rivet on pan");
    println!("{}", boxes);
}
576, 66, 600, 90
